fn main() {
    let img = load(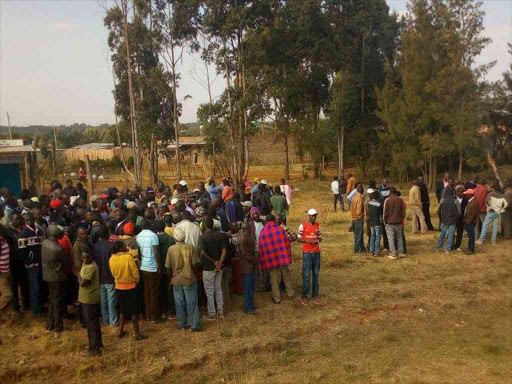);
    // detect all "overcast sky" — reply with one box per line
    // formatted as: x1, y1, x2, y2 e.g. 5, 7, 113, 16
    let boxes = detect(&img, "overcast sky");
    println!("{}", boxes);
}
0, 0, 510, 127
